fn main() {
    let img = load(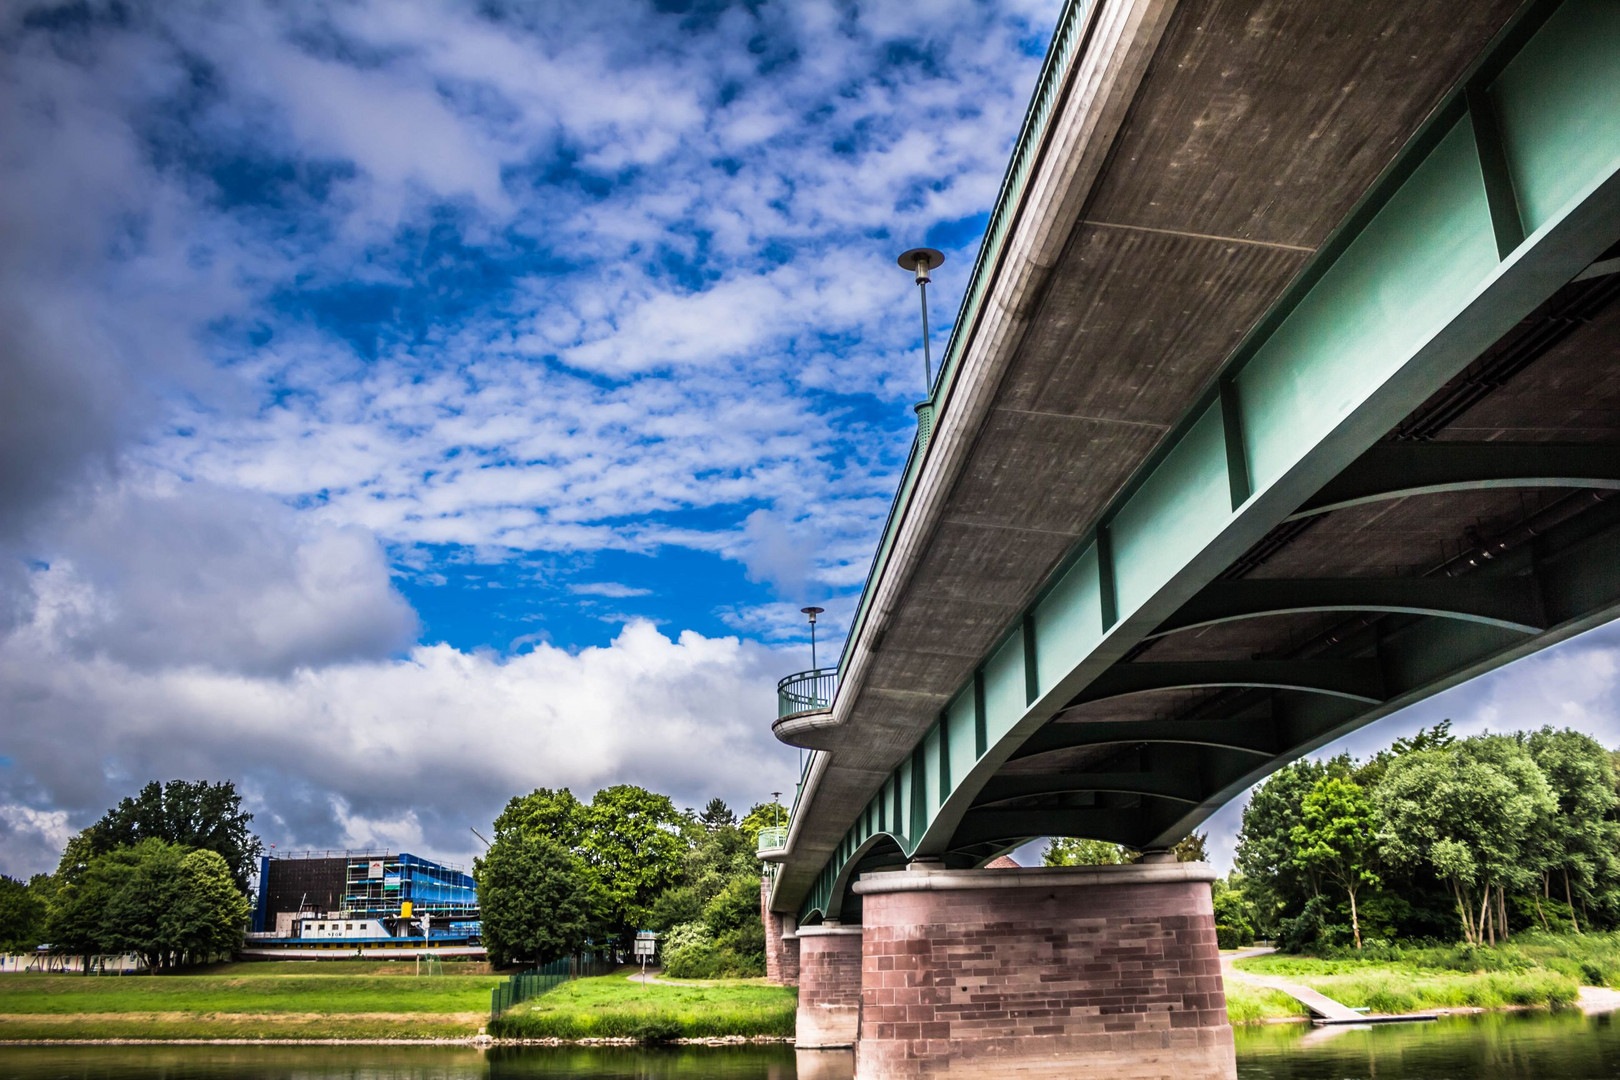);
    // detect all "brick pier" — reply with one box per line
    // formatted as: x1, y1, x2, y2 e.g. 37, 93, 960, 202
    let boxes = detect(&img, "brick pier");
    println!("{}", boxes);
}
762, 876, 800, 986
850, 860, 1235, 1079
796, 923, 865, 1049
